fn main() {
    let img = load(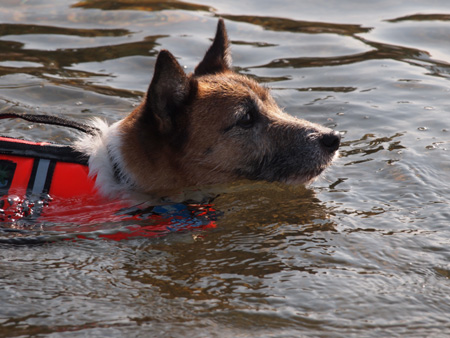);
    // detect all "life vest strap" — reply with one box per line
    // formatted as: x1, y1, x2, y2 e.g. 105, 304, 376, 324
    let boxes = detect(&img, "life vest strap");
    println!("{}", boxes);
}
0, 136, 88, 165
